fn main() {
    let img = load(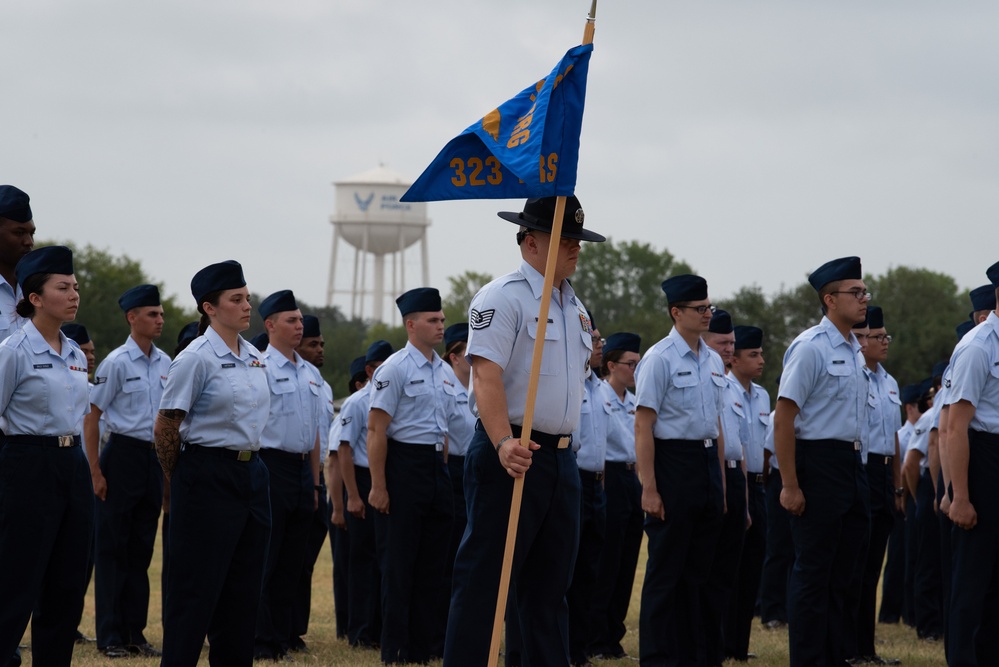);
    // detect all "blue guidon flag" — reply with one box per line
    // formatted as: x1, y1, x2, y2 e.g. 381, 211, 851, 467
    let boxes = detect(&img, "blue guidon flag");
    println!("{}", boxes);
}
401, 43, 593, 202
